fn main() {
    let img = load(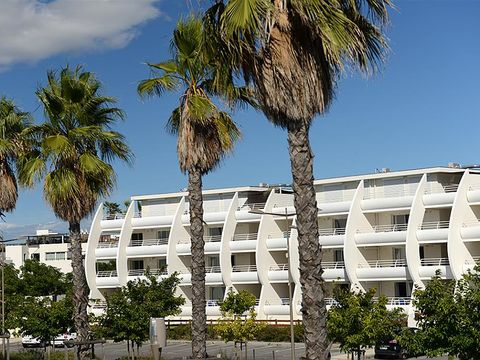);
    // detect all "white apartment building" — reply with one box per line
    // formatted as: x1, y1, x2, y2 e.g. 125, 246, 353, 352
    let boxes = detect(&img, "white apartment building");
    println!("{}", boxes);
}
5, 230, 87, 273
85, 165, 480, 324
